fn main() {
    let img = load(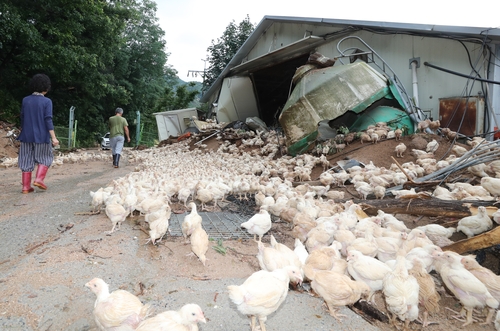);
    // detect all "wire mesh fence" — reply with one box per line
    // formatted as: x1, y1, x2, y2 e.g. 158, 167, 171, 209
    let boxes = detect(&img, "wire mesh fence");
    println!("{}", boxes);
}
54, 126, 71, 150
138, 129, 158, 147
137, 122, 159, 147
168, 211, 252, 240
